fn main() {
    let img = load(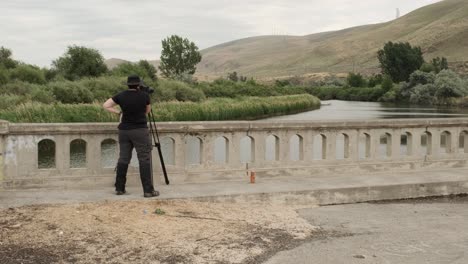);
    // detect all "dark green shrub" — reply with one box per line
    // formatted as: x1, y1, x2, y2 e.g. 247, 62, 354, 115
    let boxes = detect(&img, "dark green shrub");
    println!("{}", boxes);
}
9, 64, 46, 84
347, 72, 367, 87
368, 74, 383, 87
